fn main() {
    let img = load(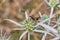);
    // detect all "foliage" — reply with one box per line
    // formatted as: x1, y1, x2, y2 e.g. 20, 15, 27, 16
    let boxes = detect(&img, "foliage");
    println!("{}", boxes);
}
49, 0, 59, 8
